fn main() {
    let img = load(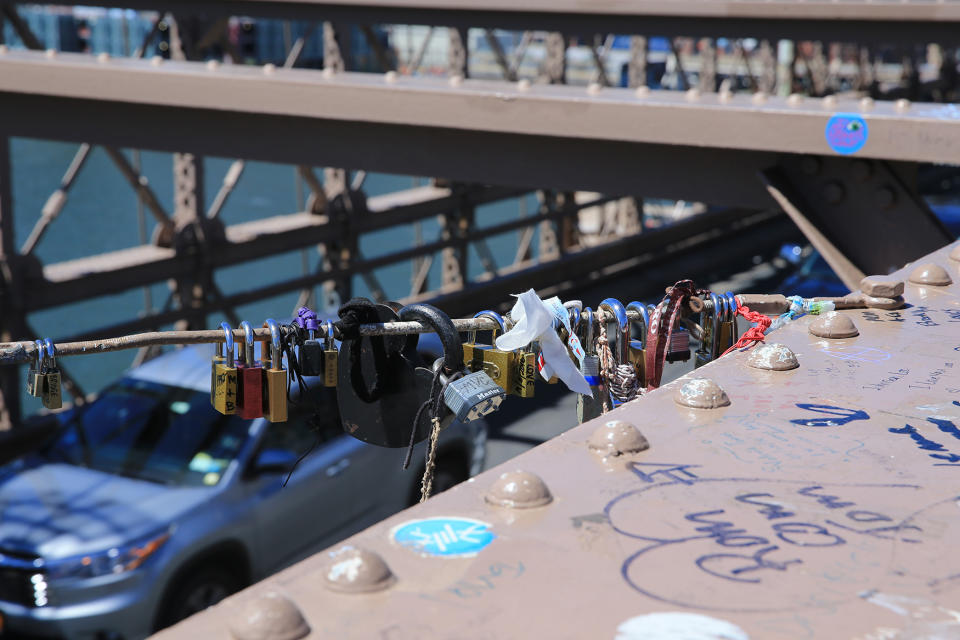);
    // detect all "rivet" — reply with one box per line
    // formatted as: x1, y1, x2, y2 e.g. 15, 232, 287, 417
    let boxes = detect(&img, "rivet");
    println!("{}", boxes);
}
950, 244, 960, 262
909, 262, 953, 287
321, 67, 335, 79
685, 87, 701, 102
634, 86, 650, 98
746, 343, 799, 371
859, 96, 875, 111
263, 63, 276, 75
96, 52, 109, 63
751, 91, 768, 105
674, 378, 730, 409
874, 186, 897, 209
448, 74, 464, 87
150, 55, 163, 67
323, 546, 395, 594
860, 276, 904, 298
227, 592, 310, 640
206, 59, 220, 70
821, 95, 838, 109
384, 70, 398, 83
895, 98, 911, 113
0, 44, 6, 54
588, 420, 649, 458
485, 471, 552, 509
822, 181, 845, 204
850, 159, 873, 182
800, 156, 821, 176
718, 89, 733, 104
517, 78, 531, 92
45, 48, 57, 59
587, 82, 602, 95
786, 93, 803, 106
809, 312, 859, 338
